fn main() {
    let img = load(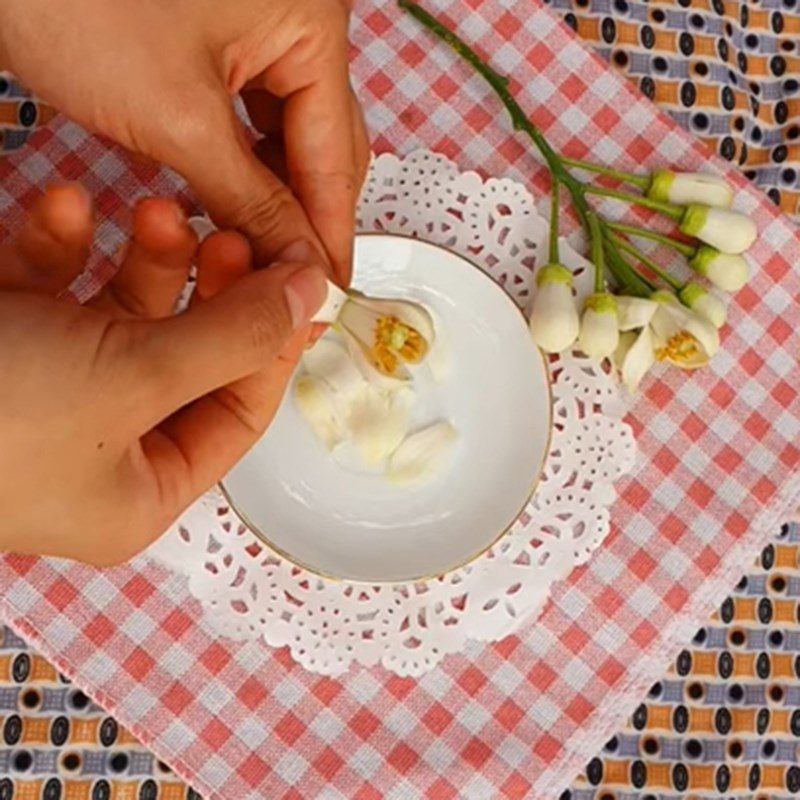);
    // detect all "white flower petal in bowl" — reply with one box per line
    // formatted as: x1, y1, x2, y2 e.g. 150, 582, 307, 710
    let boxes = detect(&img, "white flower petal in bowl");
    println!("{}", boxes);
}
301, 340, 364, 402
348, 385, 413, 466
388, 420, 459, 485
293, 376, 347, 451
